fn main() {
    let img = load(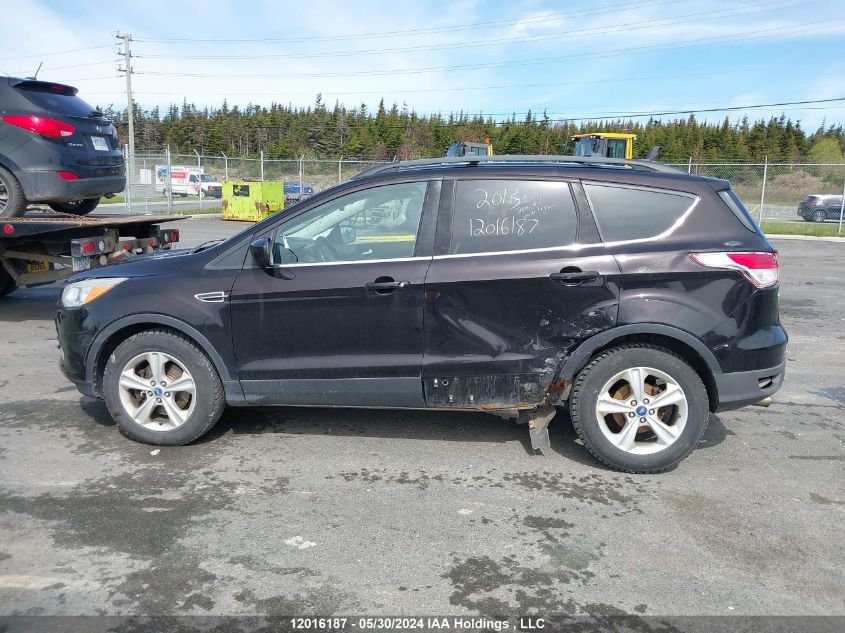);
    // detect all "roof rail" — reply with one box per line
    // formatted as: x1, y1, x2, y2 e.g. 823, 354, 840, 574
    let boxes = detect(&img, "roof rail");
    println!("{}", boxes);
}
352, 154, 683, 180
